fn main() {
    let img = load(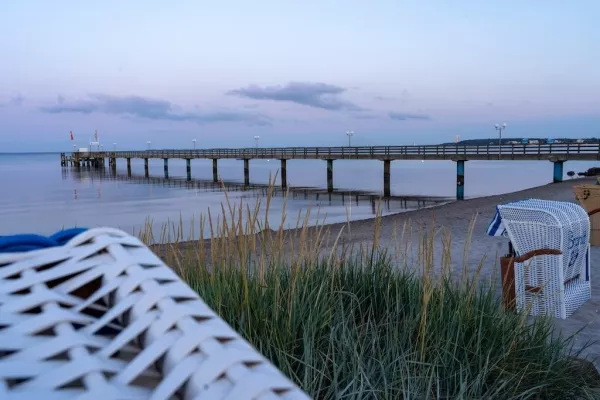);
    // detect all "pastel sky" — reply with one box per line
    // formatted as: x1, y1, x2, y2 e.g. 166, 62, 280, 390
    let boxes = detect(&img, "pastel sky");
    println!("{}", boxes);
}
0, 0, 598, 152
